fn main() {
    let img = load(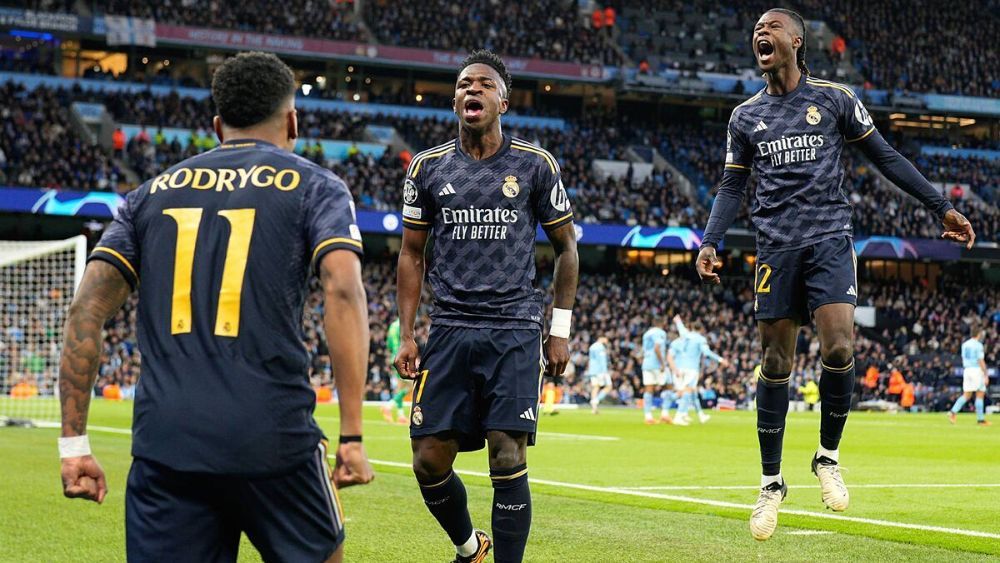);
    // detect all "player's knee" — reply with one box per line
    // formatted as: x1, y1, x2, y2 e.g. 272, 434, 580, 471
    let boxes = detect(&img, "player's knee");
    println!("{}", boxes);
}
487, 432, 527, 470
822, 340, 853, 367
411, 444, 454, 483
761, 353, 792, 377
